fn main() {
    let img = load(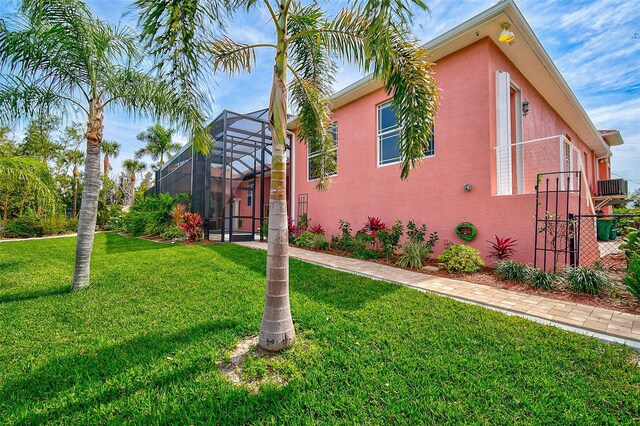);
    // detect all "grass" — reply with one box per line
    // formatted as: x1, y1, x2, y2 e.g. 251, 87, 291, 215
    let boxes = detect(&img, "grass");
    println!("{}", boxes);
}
0, 233, 638, 424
